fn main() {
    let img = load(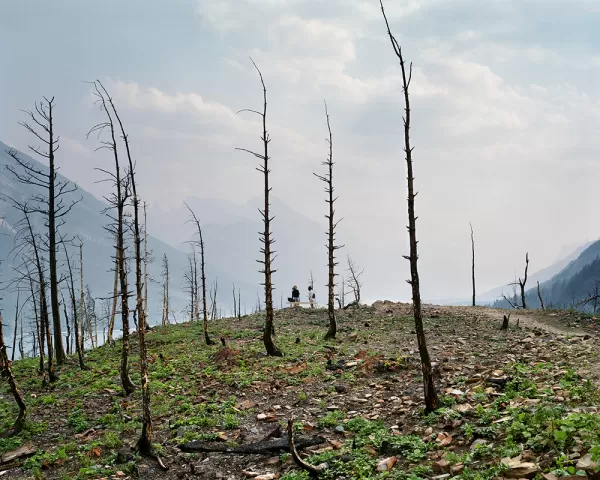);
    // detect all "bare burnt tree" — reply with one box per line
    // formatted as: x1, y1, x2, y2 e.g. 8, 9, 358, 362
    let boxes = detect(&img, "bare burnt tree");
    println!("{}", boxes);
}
470, 222, 475, 307
13, 204, 56, 383
184, 203, 215, 345
61, 240, 85, 369
232, 283, 237, 319
107, 248, 118, 345
345, 255, 363, 308
24, 262, 45, 380
6, 98, 80, 365
161, 254, 170, 326
314, 102, 343, 340
10, 293, 20, 362
88, 81, 135, 395
184, 251, 197, 322
98, 83, 153, 456
143, 202, 150, 330
380, 0, 439, 412
236, 59, 282, 356
0, 311, 27, 436
509, 253, 529, 309
537, 281, 545, 311
60, 289, 70, 355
